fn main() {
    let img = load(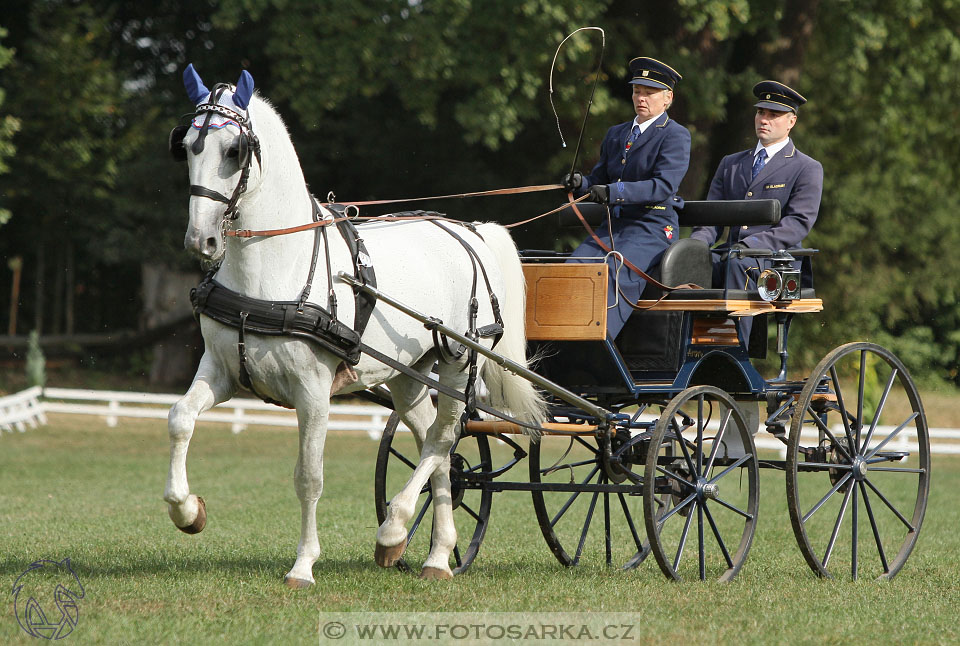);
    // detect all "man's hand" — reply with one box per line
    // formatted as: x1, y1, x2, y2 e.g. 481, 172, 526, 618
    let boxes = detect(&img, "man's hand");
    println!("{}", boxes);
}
721, 242, 747, 261
561, 172, 583, 191
588, 184, 609, 204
